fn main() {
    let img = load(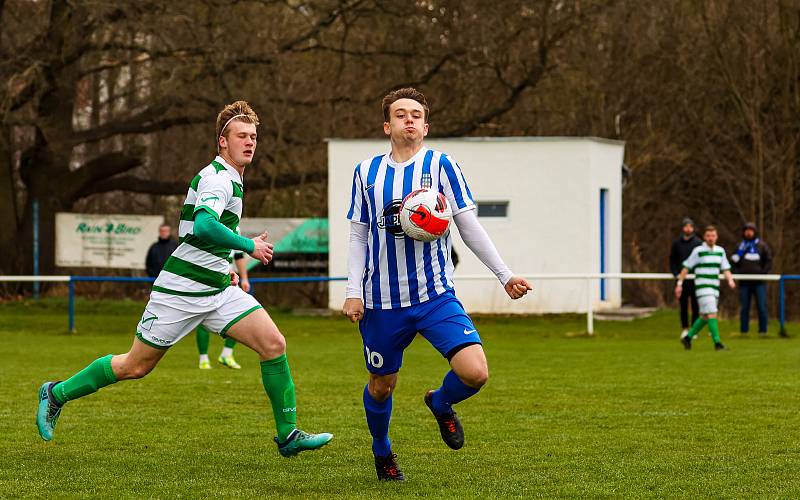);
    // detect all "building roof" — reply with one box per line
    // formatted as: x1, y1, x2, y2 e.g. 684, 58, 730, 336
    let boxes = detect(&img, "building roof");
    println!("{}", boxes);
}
325, 136, 625, 146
